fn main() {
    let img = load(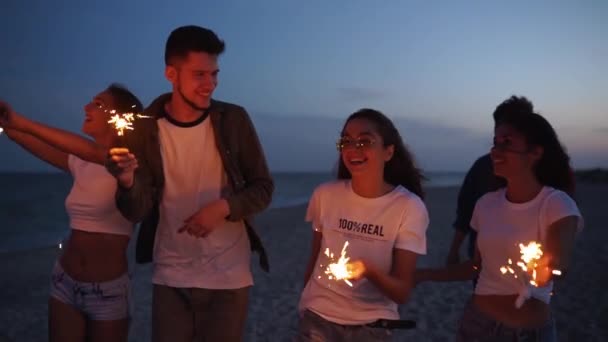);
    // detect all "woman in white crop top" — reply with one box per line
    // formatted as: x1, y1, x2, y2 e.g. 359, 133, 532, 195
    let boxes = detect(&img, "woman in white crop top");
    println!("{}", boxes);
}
295, 109, 429, 341
416, 96, 582, 341
0, 84, 142, 342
